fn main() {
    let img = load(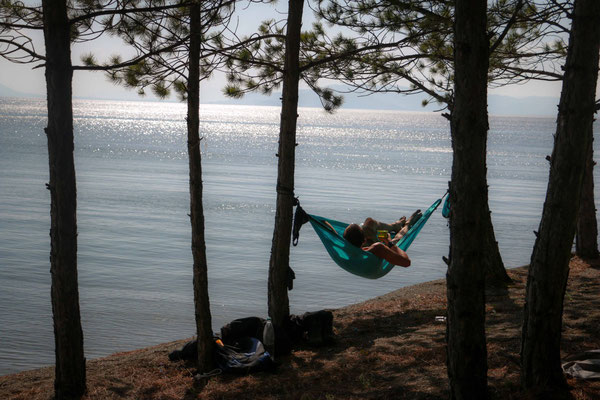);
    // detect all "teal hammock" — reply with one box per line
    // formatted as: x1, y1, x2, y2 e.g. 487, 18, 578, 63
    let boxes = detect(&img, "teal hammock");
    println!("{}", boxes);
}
293, 198, 443, 279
